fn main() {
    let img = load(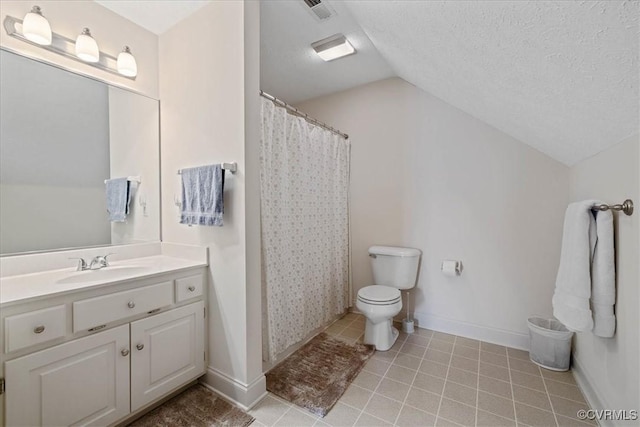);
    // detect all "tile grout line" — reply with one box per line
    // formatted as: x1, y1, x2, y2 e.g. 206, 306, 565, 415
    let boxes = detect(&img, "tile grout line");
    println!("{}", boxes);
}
270, 403, 294, 427
342, 316, 366, 426
248, 394, 292, 426
322, 320, 588, 426
316, 315, 359, 427
352, 330, 406, 426
351, 365, 561, 420
505, 347, 520, 427
539, 365, 560, 427
354, 354, 577, 421
434, 335, 458, 425
475, 343, 481, 427
390, 331, 434, 426
450, 357, 586, 405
